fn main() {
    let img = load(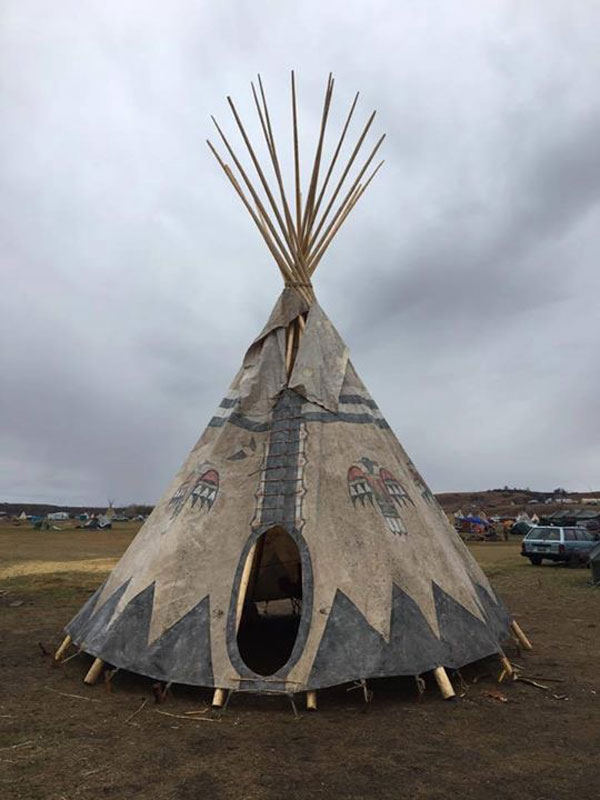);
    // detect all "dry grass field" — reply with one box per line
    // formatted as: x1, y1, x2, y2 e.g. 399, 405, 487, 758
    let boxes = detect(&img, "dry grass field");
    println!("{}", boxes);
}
1, 522, 599, 800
